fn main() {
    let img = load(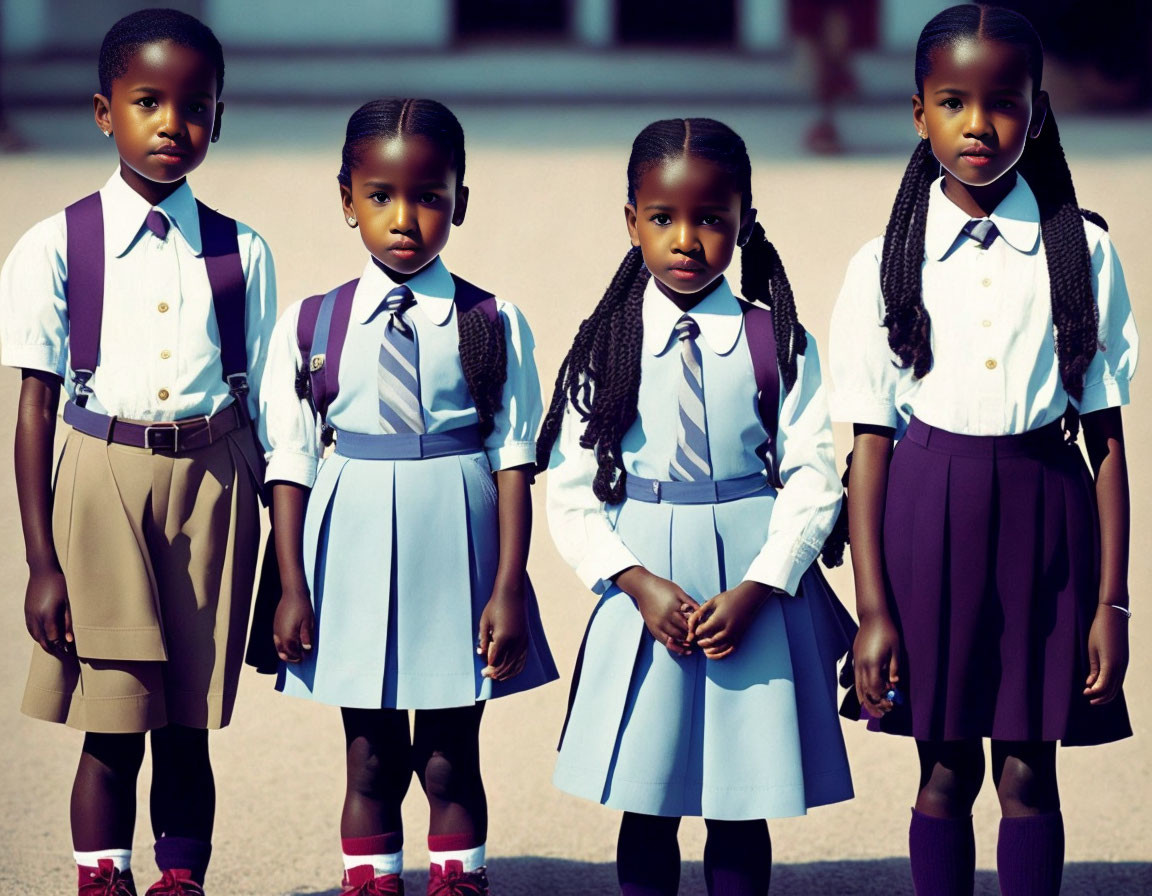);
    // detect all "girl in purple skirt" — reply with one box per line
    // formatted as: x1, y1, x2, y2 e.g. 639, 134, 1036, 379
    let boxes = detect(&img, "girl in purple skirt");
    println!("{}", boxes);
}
829, 5, 1136, 895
